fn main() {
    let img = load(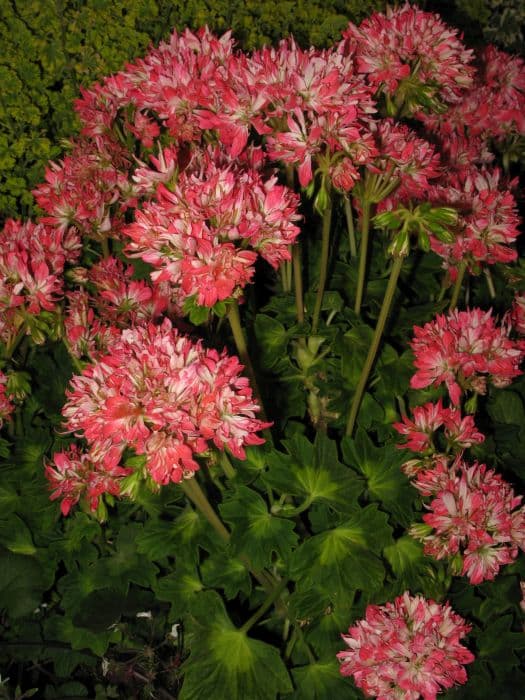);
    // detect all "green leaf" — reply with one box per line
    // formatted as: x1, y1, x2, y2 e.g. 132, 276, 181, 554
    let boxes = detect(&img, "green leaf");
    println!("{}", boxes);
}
0, 548, 49, 617
341, 325, 373, 387
155, 564, 204, 619
181, 592, 292, 700
291, 506, 392, 596
170, 506, 225, 562
477, 615, 525, 676
135, 518, 181, 561
303, 599, 355, 657
263, 433, 363, 516
383, 536, 425, 579
220, 486, 298, 569
254, 314, 290, 370
0, 514, 36, 555
487, 390, 525, 425
44, 614, 118, 657
200, 551, 251, 599
342, 430, 415, 526
289, 659, 360, 699
93, 524, 158, 589
72, 588, 125, 633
